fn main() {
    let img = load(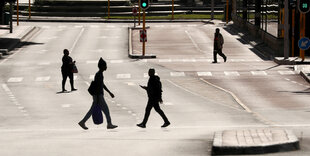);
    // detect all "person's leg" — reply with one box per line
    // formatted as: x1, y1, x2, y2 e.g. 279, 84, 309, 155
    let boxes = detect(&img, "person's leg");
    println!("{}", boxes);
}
213, 50, 218, 63
141, 100, 153, 125
62, 71, 68, 91
98, 95, 117, 129
69, 72, 76, 91
78, 95, 97, 130
218, 49, 227, 62
153, 102, 169, 124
